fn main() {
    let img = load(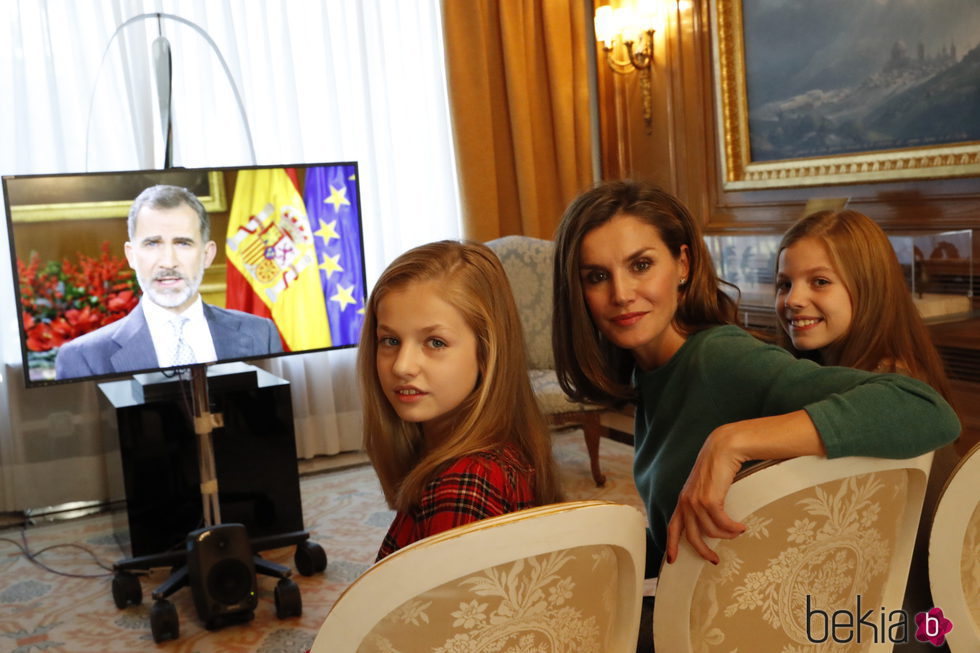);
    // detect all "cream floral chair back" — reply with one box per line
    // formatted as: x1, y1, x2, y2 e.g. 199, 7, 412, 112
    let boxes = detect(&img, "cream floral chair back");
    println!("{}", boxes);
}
486, 235, 634, 487
310, 500, 646, 653
929, 442, 980, 651
654, 453, 933, 653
